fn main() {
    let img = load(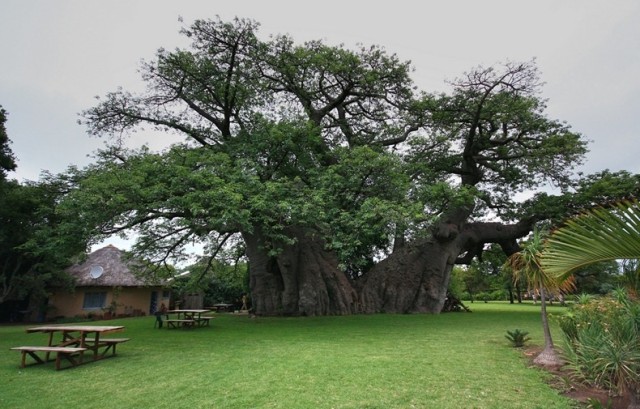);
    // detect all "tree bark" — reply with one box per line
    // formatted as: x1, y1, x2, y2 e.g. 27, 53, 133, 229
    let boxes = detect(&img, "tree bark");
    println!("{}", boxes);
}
358, 237, 458, 313
359, 215, 536, 314
533, 286, 563, 367
245, 214, 535, 316
243, 227, 357, 316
